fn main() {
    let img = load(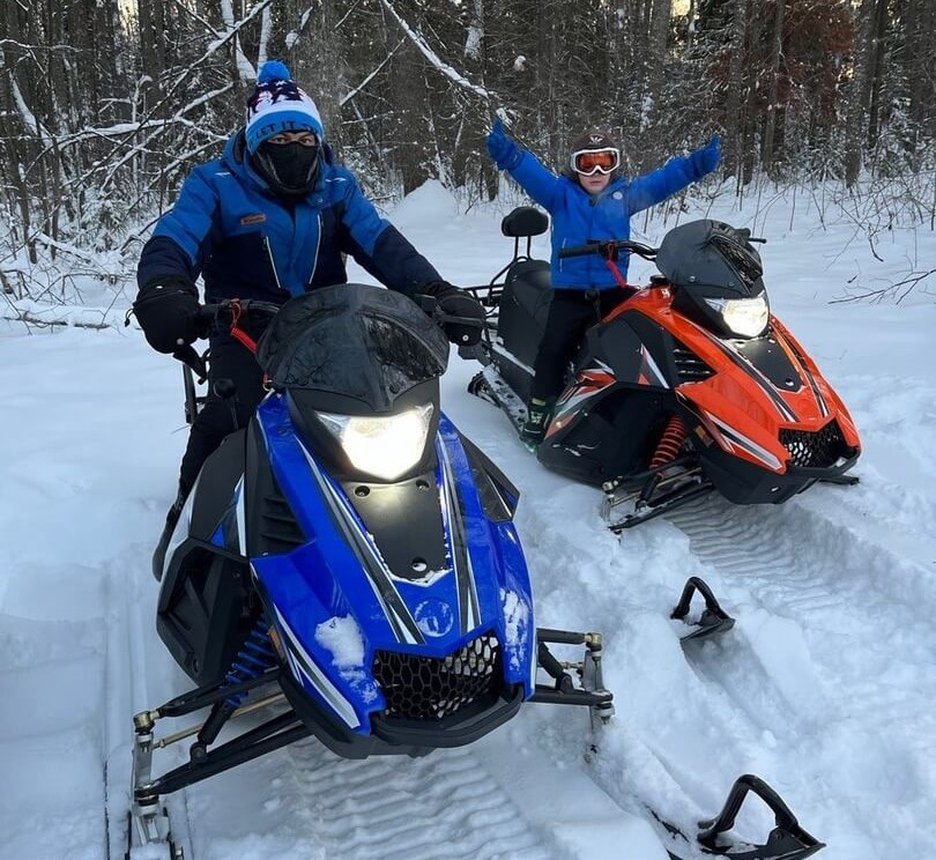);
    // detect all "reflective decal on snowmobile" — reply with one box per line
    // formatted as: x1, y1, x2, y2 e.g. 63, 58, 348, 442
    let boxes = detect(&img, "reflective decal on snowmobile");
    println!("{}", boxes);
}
436, 428, 483, 634
703, 411, 784, 471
